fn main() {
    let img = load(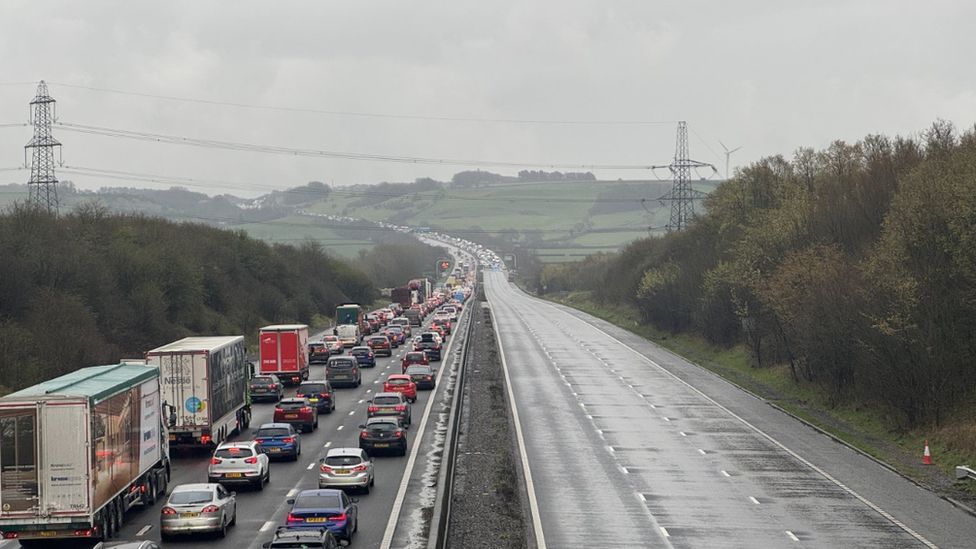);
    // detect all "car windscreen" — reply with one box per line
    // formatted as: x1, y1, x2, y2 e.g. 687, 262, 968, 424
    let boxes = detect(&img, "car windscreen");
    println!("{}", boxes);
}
251, 377, 274, 385
299, 384, 327, 393
405, 353, 425, 360
271, 543, 324, 549
255, 428, 290, 438
367, 422, 398, 432
420, 334, 437, 342
373, 396, 401, 405
324, 455, 363, 466
293, 494, 341, 510
387, 327, 403, 333
386, 378, 409, 385
328, 360, 355, 369
350, 348, 370, 355
406, 366, 430, 375
169, 490, 213, 504
369, 338, 387, 344
215, 447, 254, 458
279, 400, 307, 409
